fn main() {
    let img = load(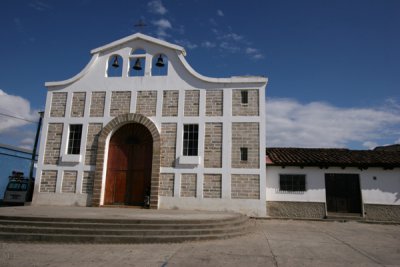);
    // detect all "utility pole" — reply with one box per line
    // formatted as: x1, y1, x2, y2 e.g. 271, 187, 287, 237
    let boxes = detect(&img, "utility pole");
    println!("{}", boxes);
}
29, 111, 44, 180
